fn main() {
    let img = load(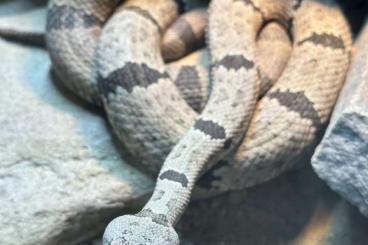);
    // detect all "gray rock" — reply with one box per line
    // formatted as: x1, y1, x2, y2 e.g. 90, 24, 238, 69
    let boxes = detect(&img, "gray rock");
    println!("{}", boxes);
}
0, 3, 46, 46
312, 21, 368, 217
0, 0, 46, 16
0, 7, 46, 34
0, 37, 153, 245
